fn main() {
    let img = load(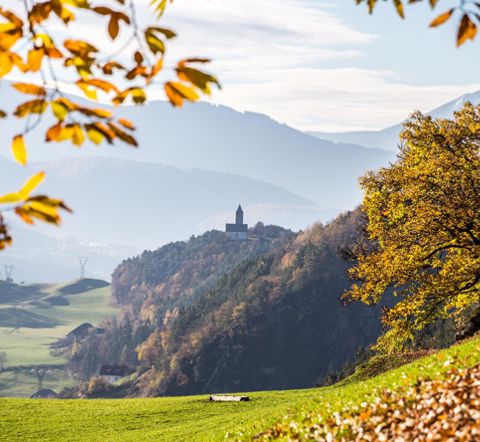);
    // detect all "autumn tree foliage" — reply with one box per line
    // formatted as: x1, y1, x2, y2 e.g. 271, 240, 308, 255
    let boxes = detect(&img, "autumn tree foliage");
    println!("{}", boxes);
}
345, 103, 480, 352
0, 0, 219, 249
356, 0, 480, 46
